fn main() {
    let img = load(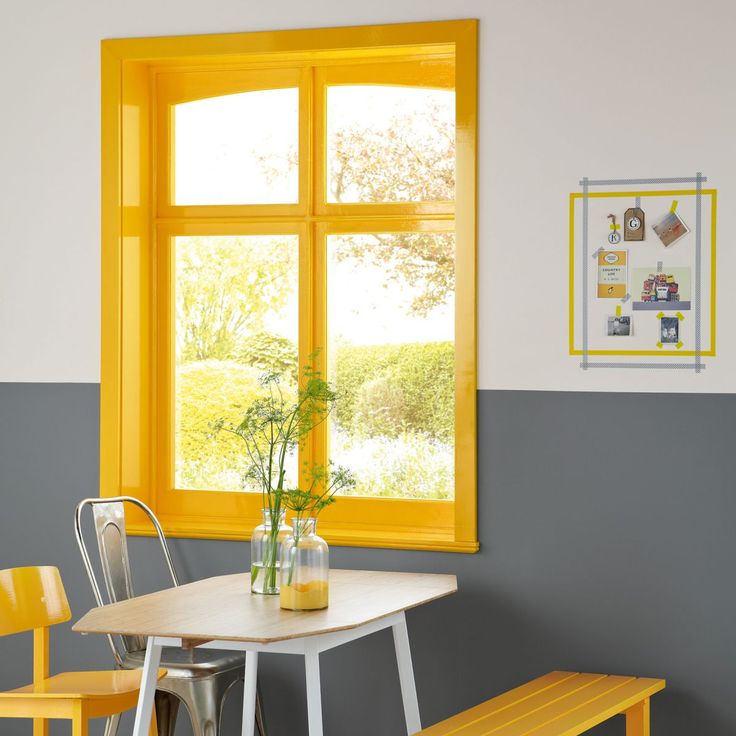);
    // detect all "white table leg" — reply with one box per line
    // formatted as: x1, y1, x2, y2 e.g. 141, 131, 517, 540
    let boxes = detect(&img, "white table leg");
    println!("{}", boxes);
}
132, 637, 162, 736
392, 613, 422, 735
241, 650, 259, 736
305, 647, 324, 735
